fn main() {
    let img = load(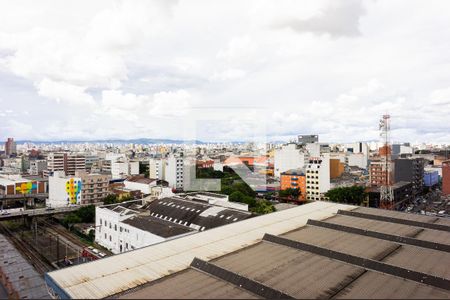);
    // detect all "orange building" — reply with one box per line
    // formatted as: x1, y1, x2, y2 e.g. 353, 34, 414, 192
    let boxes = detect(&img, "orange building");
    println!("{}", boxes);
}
280, 169, 306, 201
330, 159, 345, 179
